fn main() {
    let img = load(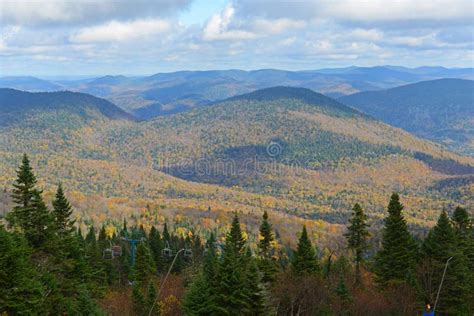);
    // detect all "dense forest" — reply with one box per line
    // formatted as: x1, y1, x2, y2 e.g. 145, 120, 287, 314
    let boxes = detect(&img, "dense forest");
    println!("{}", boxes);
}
1, 155, 473, 315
